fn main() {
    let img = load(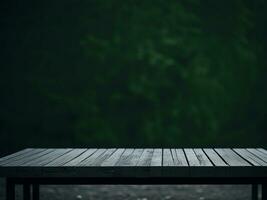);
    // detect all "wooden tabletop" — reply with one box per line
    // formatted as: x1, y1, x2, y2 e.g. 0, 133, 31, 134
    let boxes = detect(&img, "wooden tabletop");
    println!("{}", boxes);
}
0, 148, 266, 178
